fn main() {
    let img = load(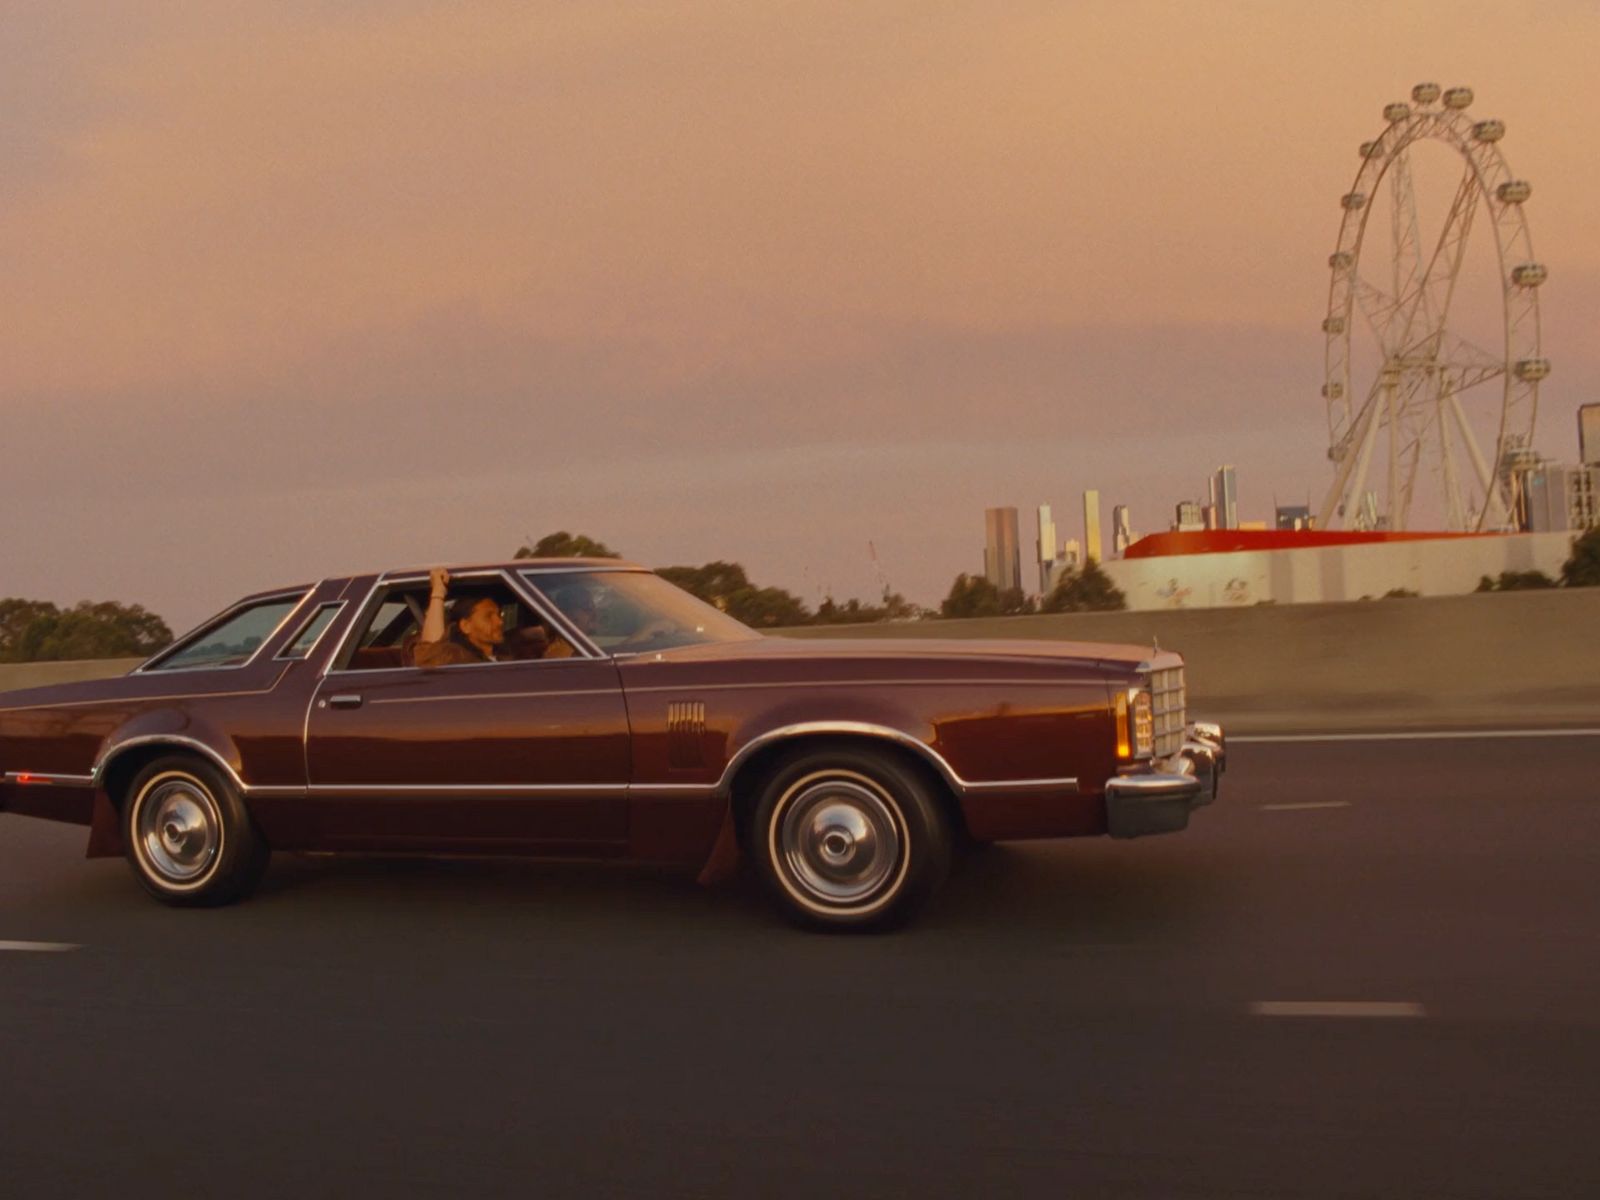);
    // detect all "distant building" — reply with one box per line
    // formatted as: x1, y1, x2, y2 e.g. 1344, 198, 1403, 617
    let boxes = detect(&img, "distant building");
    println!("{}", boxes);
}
1523, 464, 1600, 533
1035, 504, 1057, 593
983, 506, 1022, 593
1275, 504, 1314, 531
1211, 465, 1239, 530
1581, 404, 1600, 467
1112, 505, 1133, 557
1239, 520, 1268, 531
1174, 500, 1205, 532
1083, 490, 1102, 564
